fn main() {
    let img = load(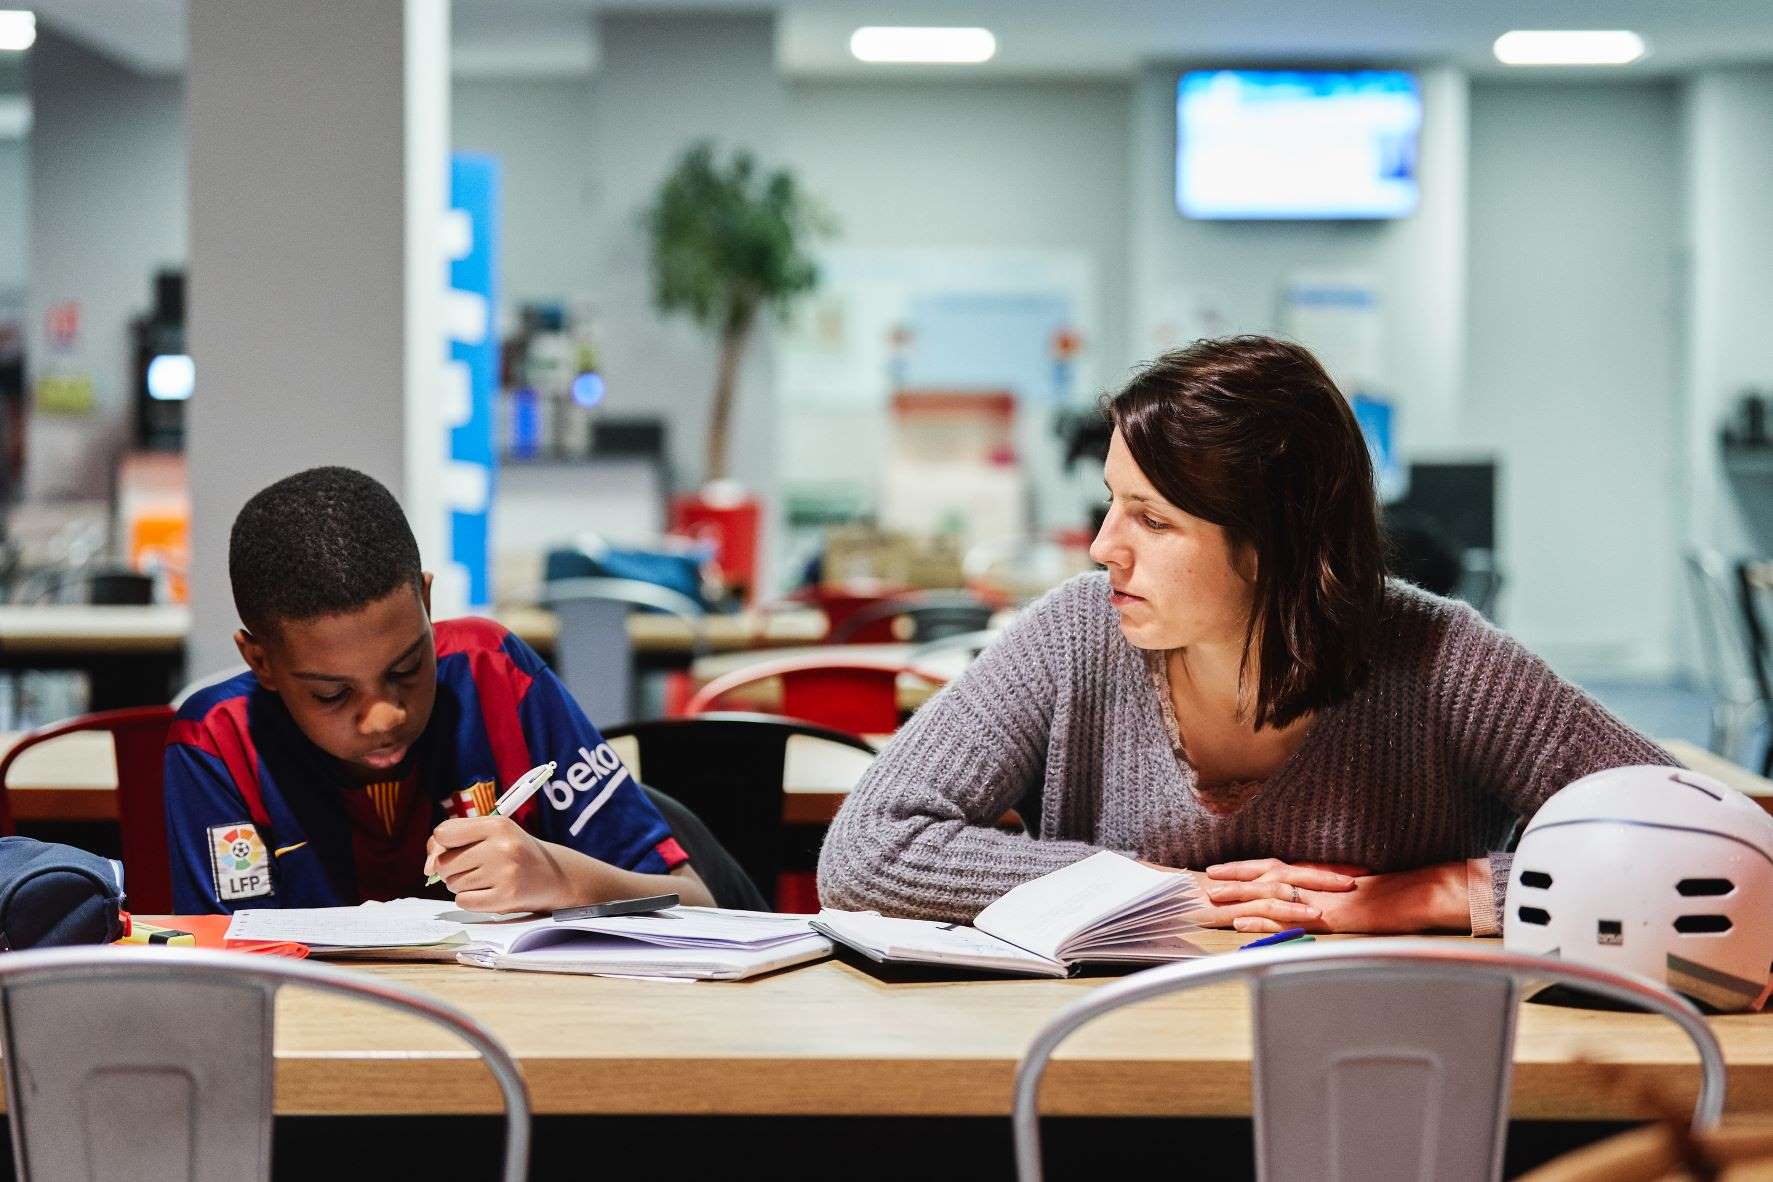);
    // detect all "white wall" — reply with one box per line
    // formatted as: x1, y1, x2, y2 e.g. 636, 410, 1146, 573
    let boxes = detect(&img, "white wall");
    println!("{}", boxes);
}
1464, 81, 1683, 678
0, 138, 26, 298
452, 77, 595, 311
1128, 65, 1470, 456
25, 27, 185, 500
786, 79, 1133, 369
1685, 69, 1773, 570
